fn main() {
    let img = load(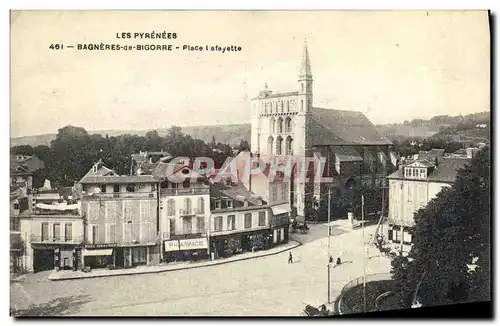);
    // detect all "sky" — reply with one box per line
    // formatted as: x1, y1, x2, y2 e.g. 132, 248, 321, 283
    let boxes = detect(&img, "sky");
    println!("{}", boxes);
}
10, 10, 490, 138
